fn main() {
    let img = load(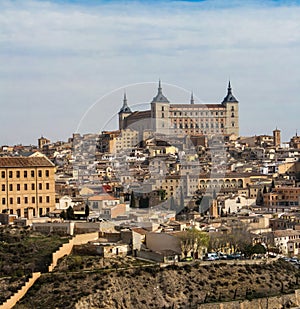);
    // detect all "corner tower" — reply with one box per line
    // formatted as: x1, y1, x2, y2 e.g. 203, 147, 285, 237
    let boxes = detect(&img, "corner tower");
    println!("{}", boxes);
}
118, 92, 132, 130
151, 80, 170, 134
222, 81, 239, 136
